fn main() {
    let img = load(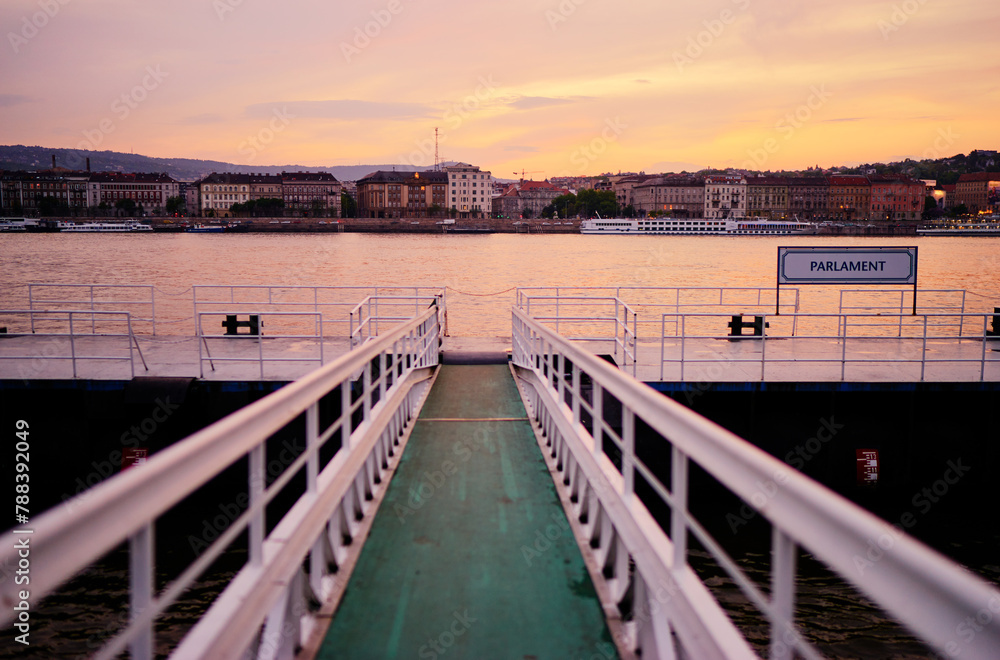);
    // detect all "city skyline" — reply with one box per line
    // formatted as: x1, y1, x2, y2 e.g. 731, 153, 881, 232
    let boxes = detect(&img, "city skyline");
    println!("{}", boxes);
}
2, 0, 998, 179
